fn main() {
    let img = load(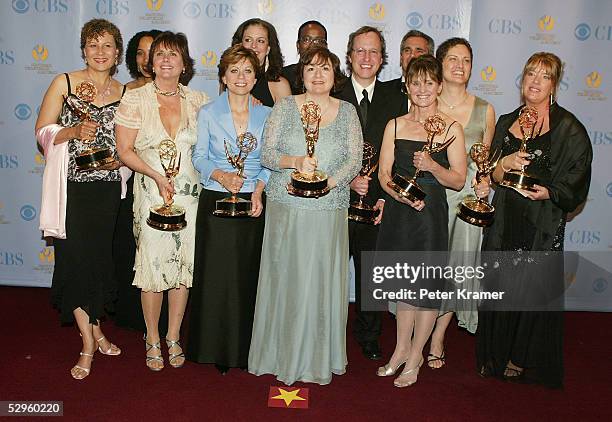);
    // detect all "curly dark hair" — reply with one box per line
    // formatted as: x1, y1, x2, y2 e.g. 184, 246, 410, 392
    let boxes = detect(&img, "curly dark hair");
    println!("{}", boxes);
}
295, 46, 345, 94
125, 29, 162, 79
345, 25, 388, 76
80, 18, 124, 75
146, 31, 195, 86
231, 18, 284, 82
218, 45, 260, 91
